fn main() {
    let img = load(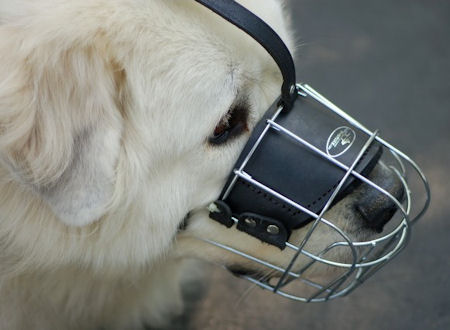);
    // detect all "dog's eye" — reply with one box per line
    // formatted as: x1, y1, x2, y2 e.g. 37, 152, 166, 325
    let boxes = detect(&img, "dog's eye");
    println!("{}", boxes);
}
209, 102, 249, 145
